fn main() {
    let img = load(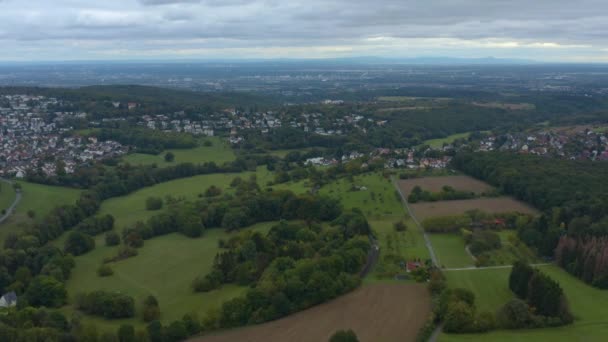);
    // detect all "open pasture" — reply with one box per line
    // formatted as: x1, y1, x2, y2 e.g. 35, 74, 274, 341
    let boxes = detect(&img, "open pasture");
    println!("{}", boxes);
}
63, 222, 277, 330
440, 265, 608, 341
410, 197, 538, 221
0, 181, 81, 244
193, 283, 431, 342
398, 175, 493, 196
121, 137, 235, 168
